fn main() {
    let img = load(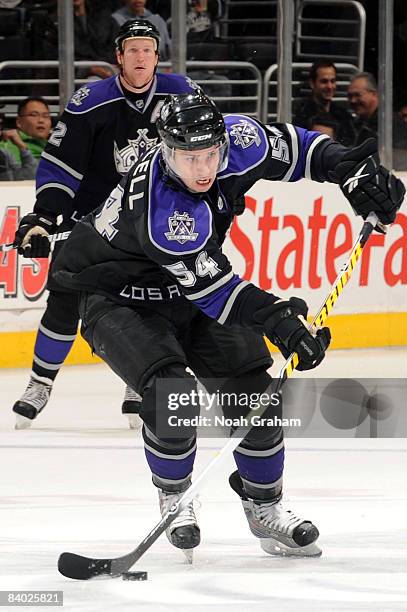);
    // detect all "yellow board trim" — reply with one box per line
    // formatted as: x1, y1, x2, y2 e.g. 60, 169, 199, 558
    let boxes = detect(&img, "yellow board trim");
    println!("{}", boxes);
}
0, 331, 101, 369
264, 312, 407, 354
1, 312, 407, 368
